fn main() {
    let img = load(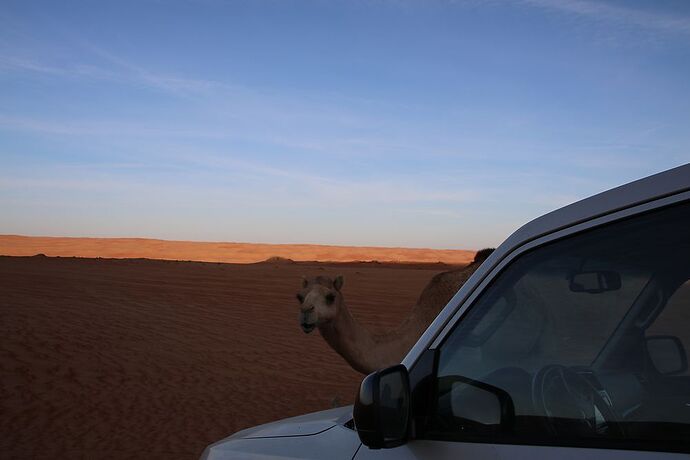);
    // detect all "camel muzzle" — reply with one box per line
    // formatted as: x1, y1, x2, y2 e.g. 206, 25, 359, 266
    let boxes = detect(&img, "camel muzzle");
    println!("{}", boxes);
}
299, 309, 316, 333
301, 322, 316, 333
